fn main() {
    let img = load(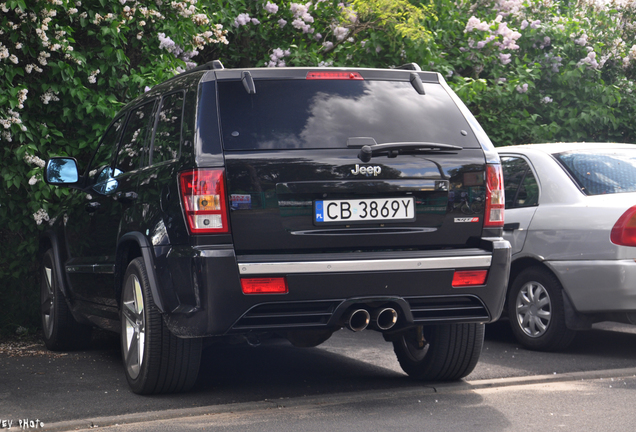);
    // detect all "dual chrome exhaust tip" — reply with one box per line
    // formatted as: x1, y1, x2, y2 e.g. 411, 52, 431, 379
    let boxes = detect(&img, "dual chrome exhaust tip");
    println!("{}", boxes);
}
345, 307, 398, 332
